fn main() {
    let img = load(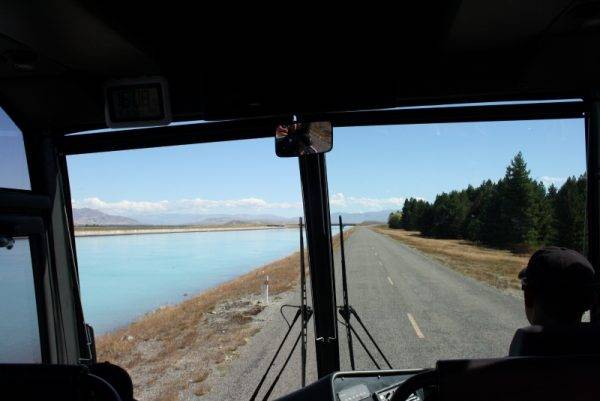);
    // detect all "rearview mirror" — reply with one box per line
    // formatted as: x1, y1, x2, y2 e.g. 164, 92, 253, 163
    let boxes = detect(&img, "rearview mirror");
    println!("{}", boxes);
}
275, 121, 333, 157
